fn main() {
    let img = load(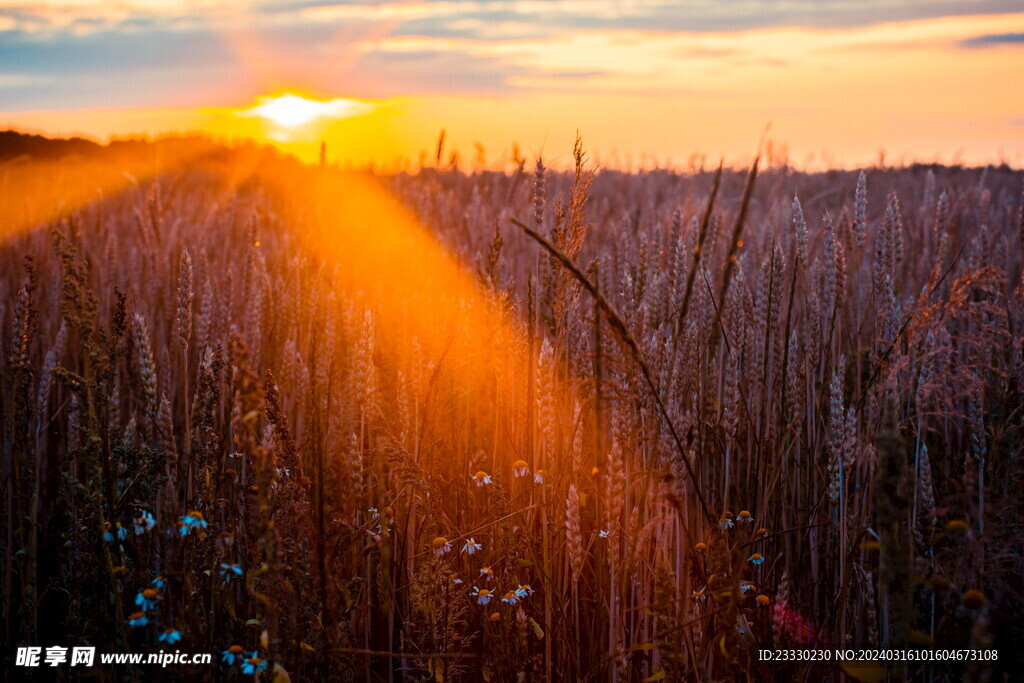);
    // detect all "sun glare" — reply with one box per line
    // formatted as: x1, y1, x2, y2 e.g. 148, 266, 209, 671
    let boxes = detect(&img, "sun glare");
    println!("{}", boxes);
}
241, 94, 376, 128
